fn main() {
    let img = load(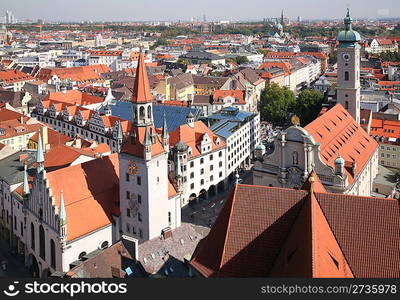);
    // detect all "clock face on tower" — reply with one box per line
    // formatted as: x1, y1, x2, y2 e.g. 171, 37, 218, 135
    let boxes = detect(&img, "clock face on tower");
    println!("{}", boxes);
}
127, 160, 138, 175
342, 53, 351, 62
